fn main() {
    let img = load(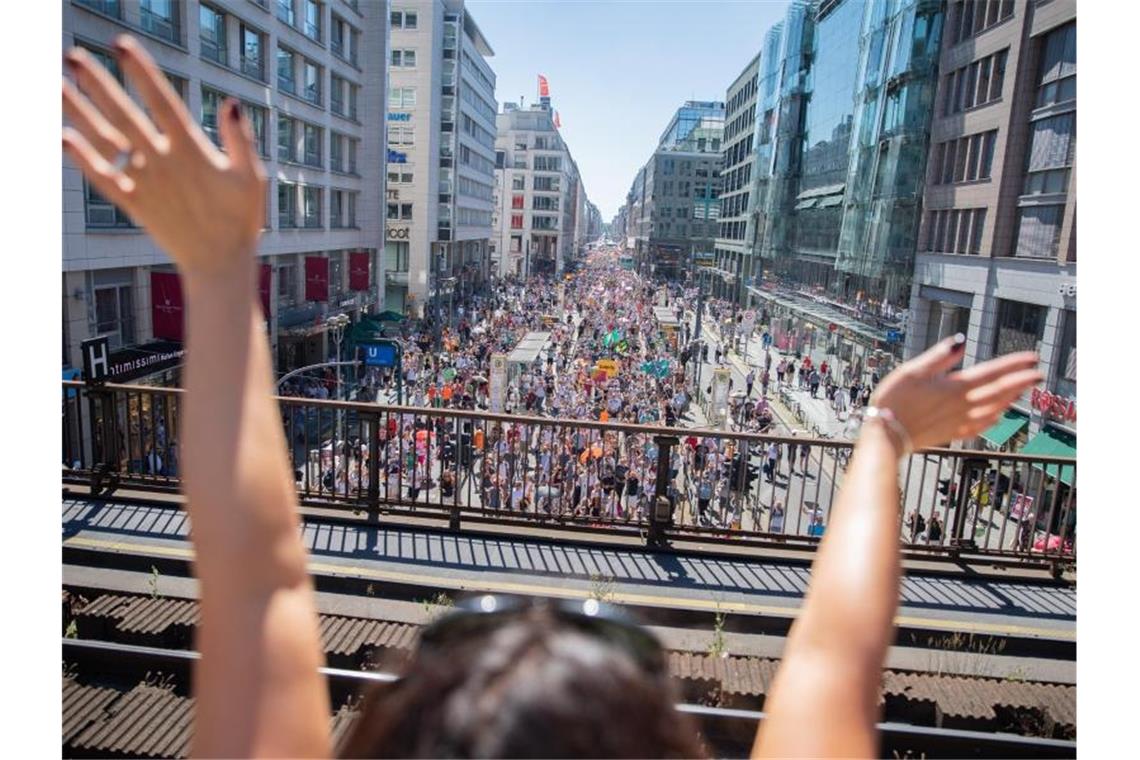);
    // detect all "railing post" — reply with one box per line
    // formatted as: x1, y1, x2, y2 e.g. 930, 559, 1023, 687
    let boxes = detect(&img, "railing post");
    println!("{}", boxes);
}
648, 434, 679, 548
951, 456, 989, 551
366, 412, 380, 511
86, 385, 120, 496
